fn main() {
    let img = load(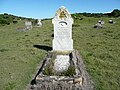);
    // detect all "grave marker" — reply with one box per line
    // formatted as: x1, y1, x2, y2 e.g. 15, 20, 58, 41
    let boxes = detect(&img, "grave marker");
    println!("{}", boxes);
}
29, 6, 93, 90
37, 19, 42, 27
52, 6, 73, 51
25, 21, 32, 30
